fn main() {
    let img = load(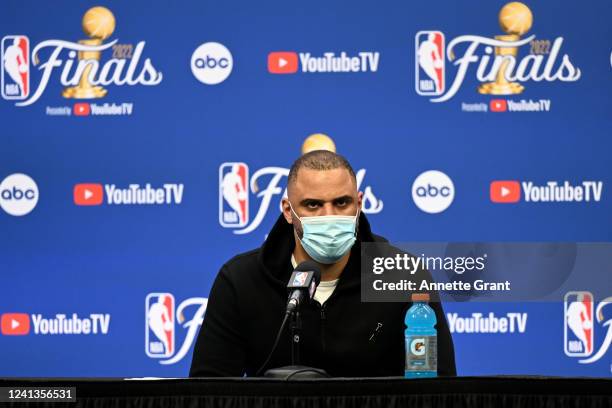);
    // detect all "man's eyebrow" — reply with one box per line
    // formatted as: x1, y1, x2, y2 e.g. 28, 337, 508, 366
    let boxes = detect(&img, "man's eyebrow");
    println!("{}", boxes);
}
300, 198, 324, 206
332, 195, 354, 203
299, 195, 354, 206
